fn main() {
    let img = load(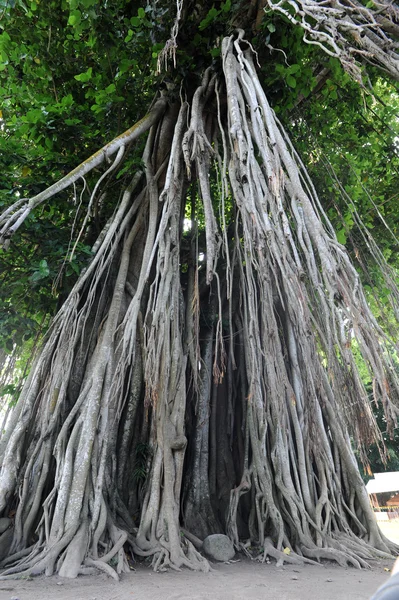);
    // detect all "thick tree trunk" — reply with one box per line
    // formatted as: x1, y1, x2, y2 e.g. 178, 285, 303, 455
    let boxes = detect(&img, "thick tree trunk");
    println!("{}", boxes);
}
0, 30, 398, 579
